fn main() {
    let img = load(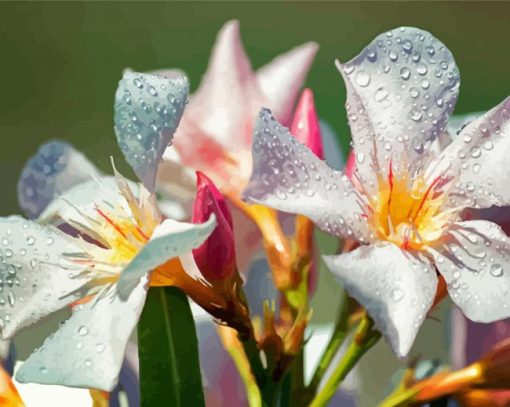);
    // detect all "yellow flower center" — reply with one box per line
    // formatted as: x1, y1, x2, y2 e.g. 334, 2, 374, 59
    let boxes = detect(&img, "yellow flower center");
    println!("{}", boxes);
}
360, 162, 458, 251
